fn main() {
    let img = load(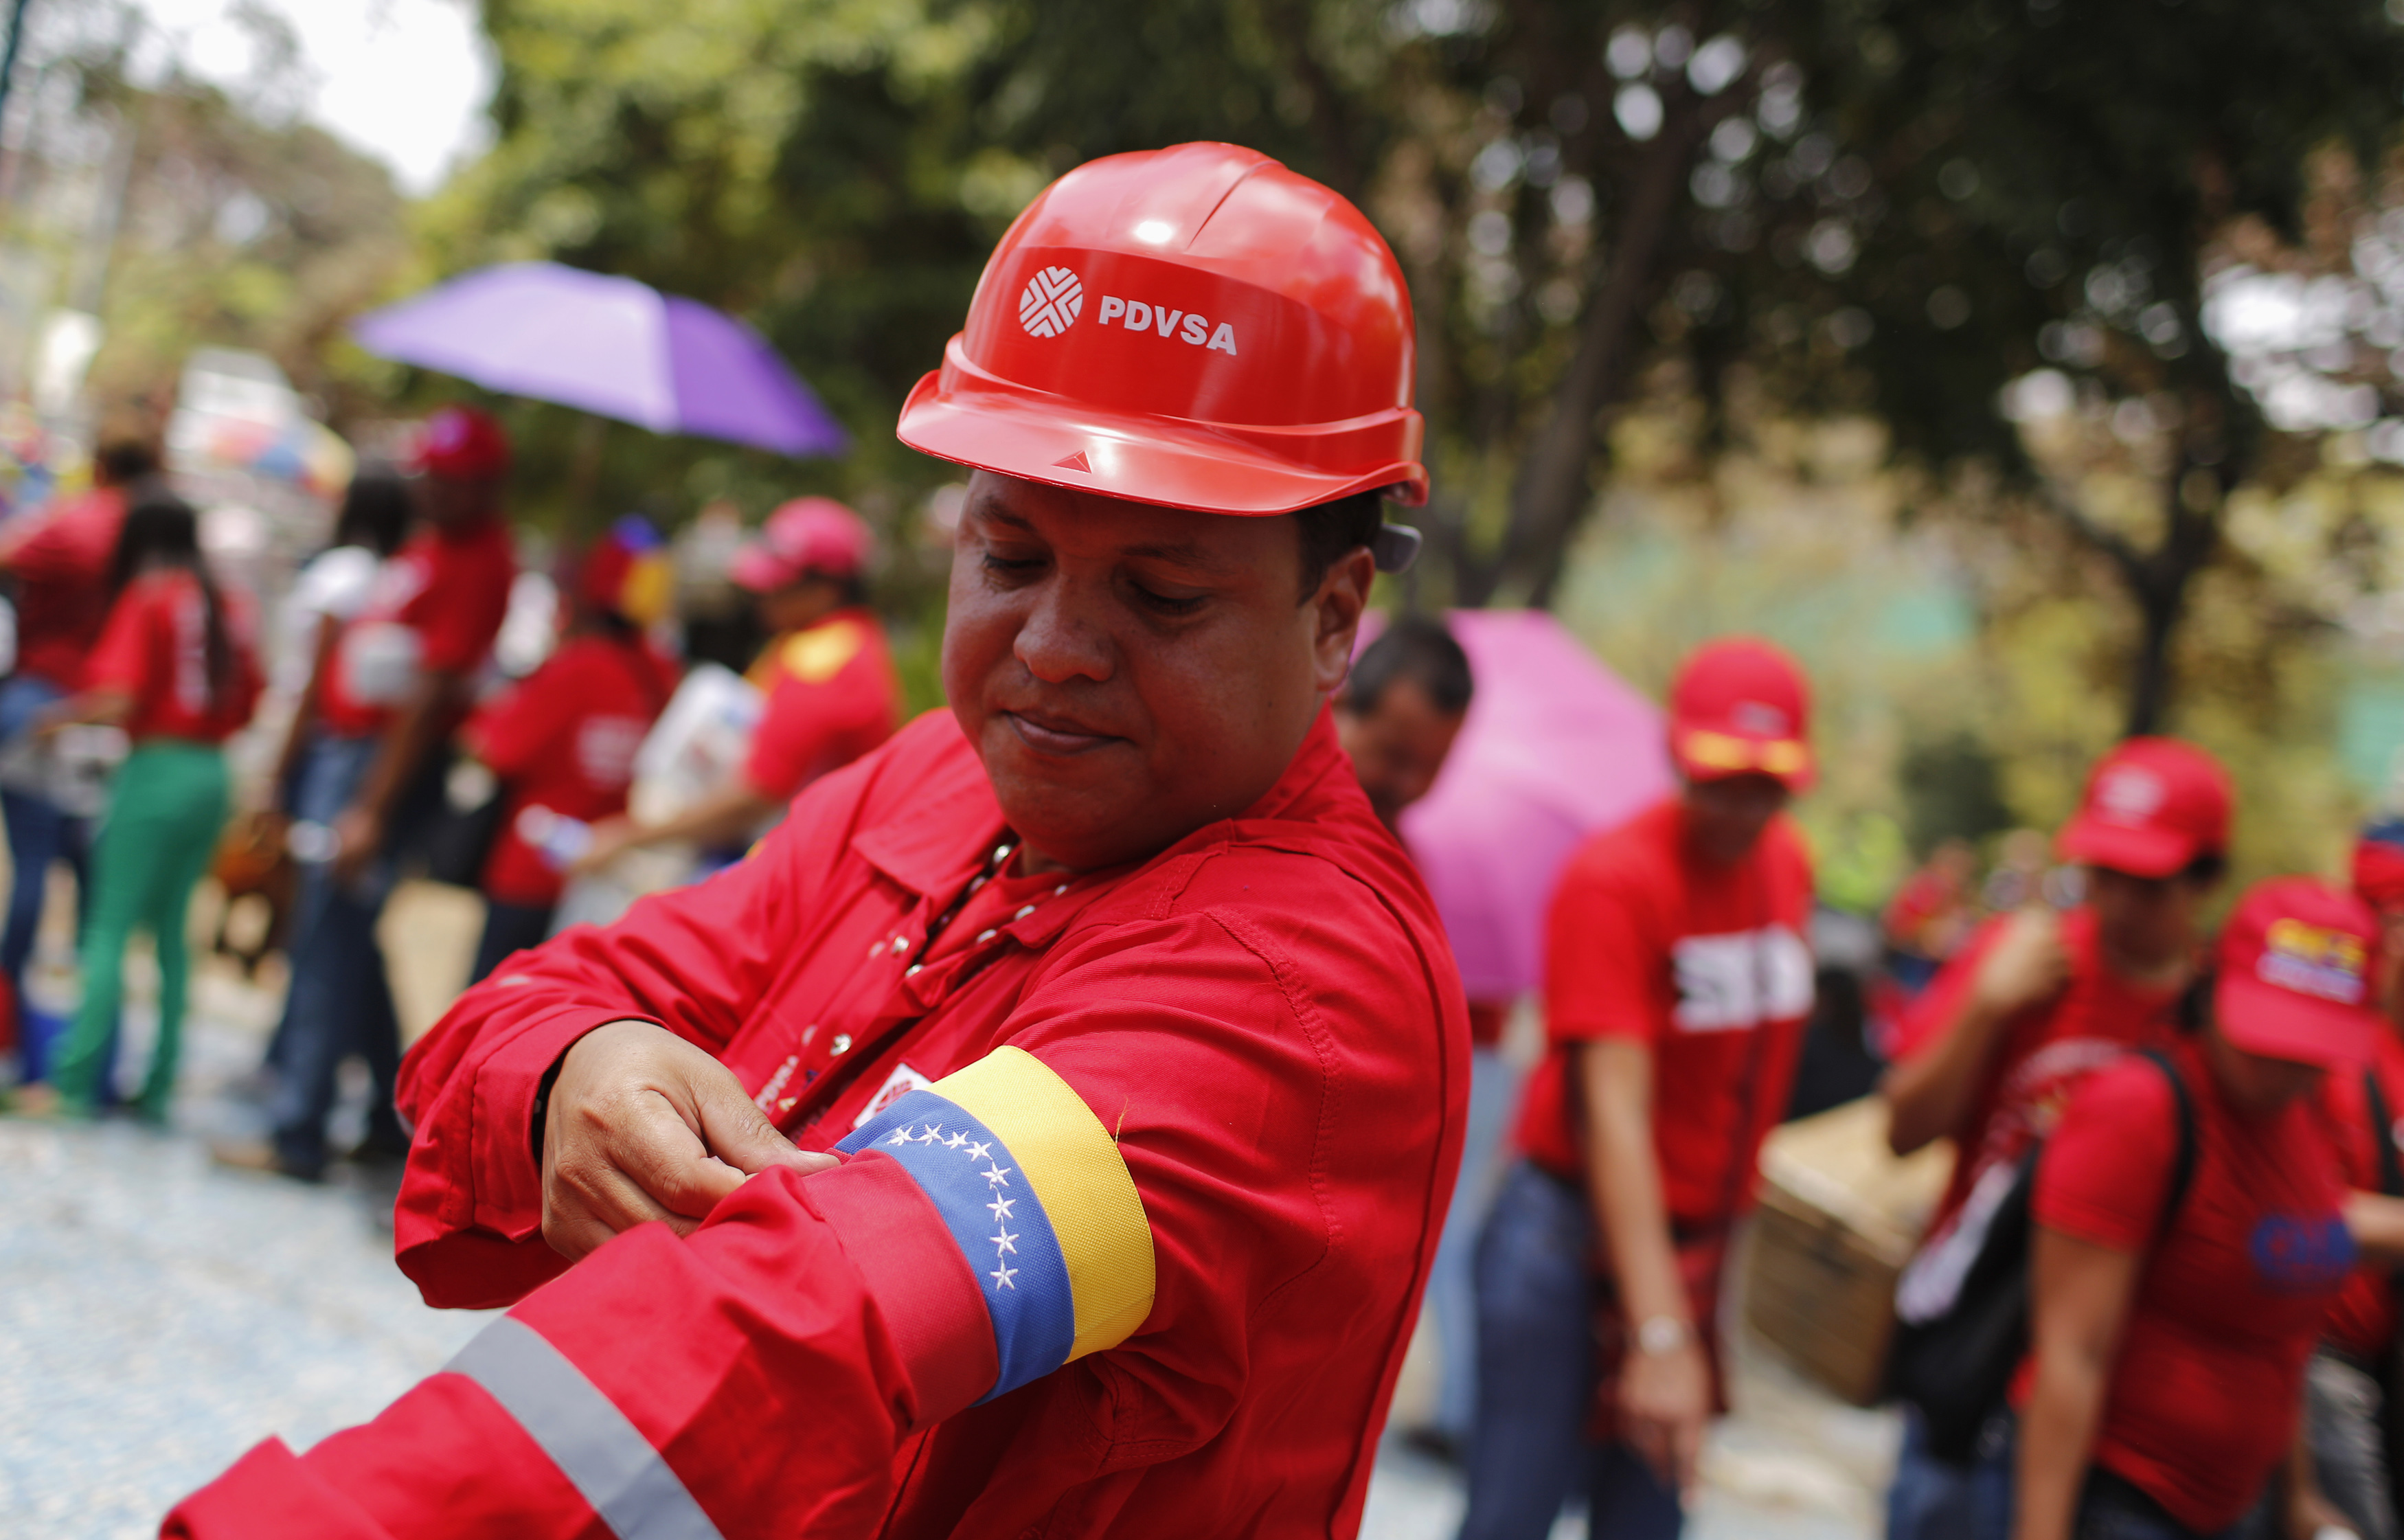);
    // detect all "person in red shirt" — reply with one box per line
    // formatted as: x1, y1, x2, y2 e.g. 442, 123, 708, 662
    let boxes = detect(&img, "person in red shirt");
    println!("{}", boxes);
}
34, 492, 260, 1120
572, 496, 902, 874
0, 438, 158, 1080
166, 143, 1469, 1539
1995, 877, 2381, 1540
220, 405, 517, 1182
1879, 738, 2231, 1537
460, 517, 679, 983
2292, 819, 2404, 1540
1460, 637, 1815, 1540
